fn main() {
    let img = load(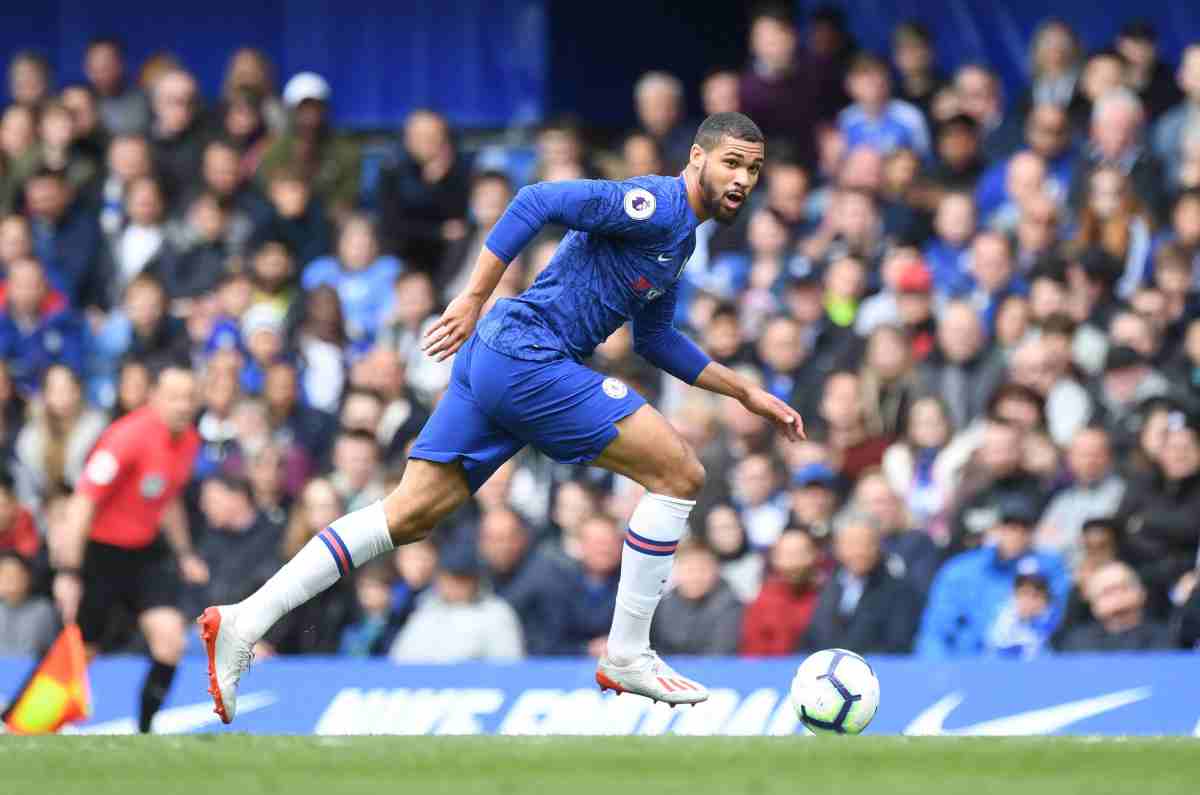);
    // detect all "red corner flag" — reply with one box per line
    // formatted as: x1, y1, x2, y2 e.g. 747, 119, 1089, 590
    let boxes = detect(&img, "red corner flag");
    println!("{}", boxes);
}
2, 624, 92, 734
